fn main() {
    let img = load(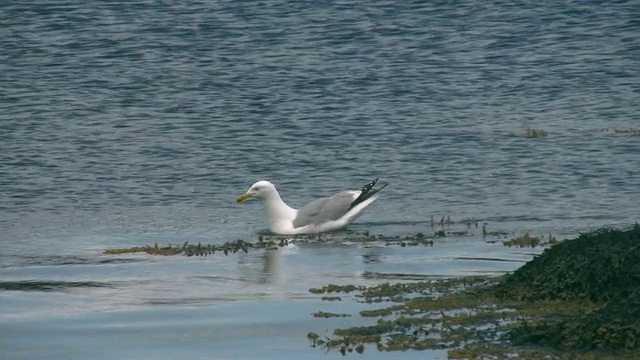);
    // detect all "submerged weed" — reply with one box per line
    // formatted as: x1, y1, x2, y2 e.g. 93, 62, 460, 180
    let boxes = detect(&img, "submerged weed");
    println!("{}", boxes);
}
611, 128, 640, 136
524, 128, 548, 138
0, 280, 110, 291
